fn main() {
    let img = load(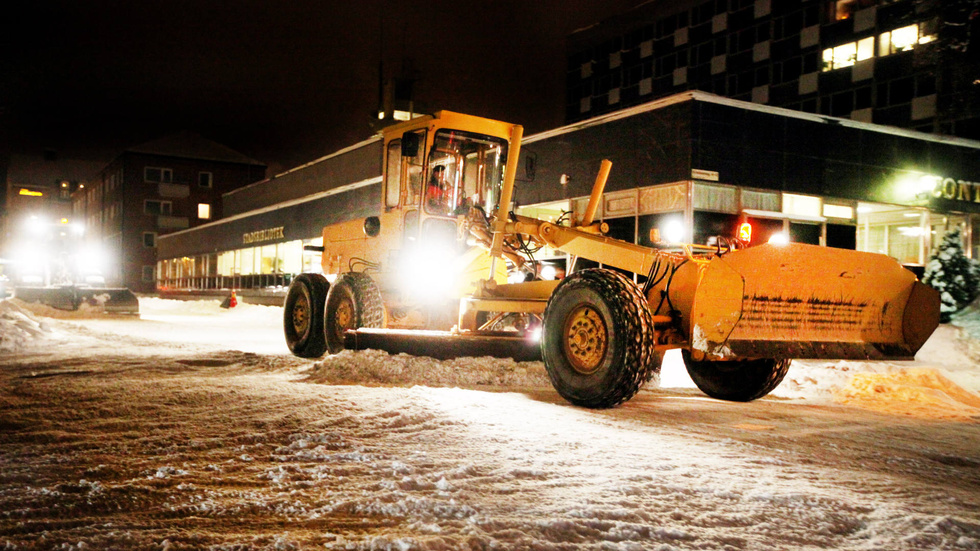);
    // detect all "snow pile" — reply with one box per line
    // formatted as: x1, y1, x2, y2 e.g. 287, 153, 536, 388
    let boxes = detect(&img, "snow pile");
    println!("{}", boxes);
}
10, 296, 118, 320
138, 296, 282, 323
0, 299, 51, 351
308, 348, 551, 388
835, 368, 980, 420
